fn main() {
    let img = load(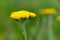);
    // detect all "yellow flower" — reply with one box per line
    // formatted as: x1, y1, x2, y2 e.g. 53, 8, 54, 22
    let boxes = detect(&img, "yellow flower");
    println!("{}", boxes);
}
56, 16, 60, 21
10, 10, 36, 20
29, 12, 36, 17
39, 8, 56, 15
